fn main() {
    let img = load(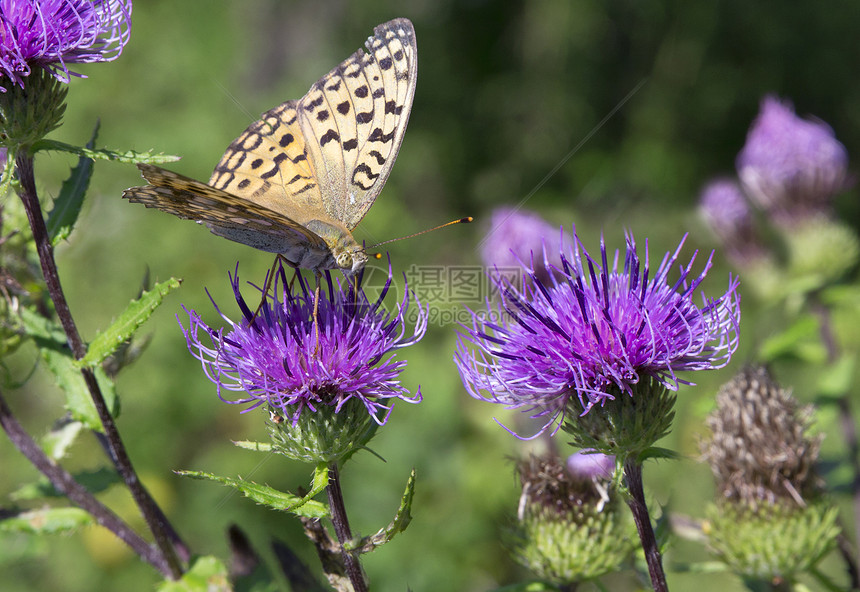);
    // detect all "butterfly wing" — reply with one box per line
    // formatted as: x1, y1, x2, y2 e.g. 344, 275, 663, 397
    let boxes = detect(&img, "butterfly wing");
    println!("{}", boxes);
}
208, 100, 330, 228
296, 18, 417, 230
124, 163, 328, 254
